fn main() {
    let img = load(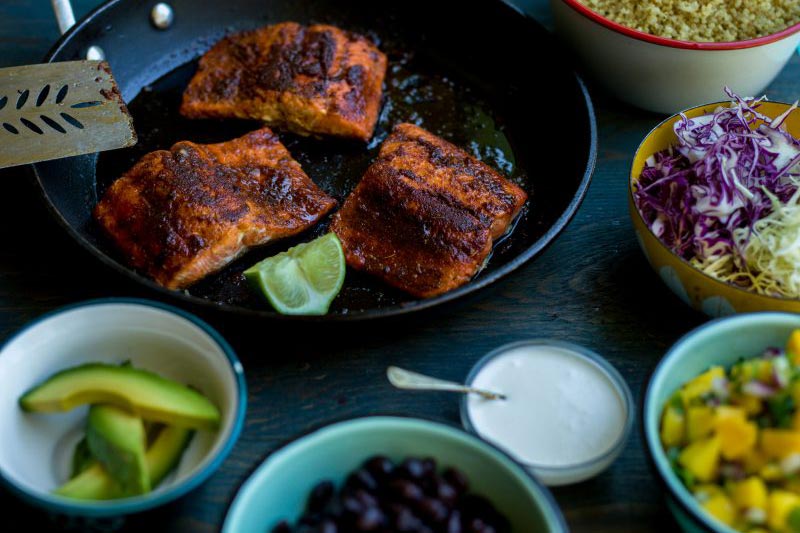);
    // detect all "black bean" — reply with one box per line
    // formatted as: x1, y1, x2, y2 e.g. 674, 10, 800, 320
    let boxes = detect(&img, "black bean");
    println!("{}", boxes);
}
342, 495, 364, 517
356, 506, 385, 531
443, 468, 469, 494
347, 469, 379, 492
354, 489, 378, 508
417, 497, 449, 524
447, 510, 463, 533
389, 479, 424, 503
393, 507, 424, 531
319, 519, 338, 533
421, 457, 437, 478
271, 521, 292, 533
398, 458, 426, 480
307, 481, 335, 512
363, 455, 394, 481
468, 518, 497, 533
436, 480, 459, 506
